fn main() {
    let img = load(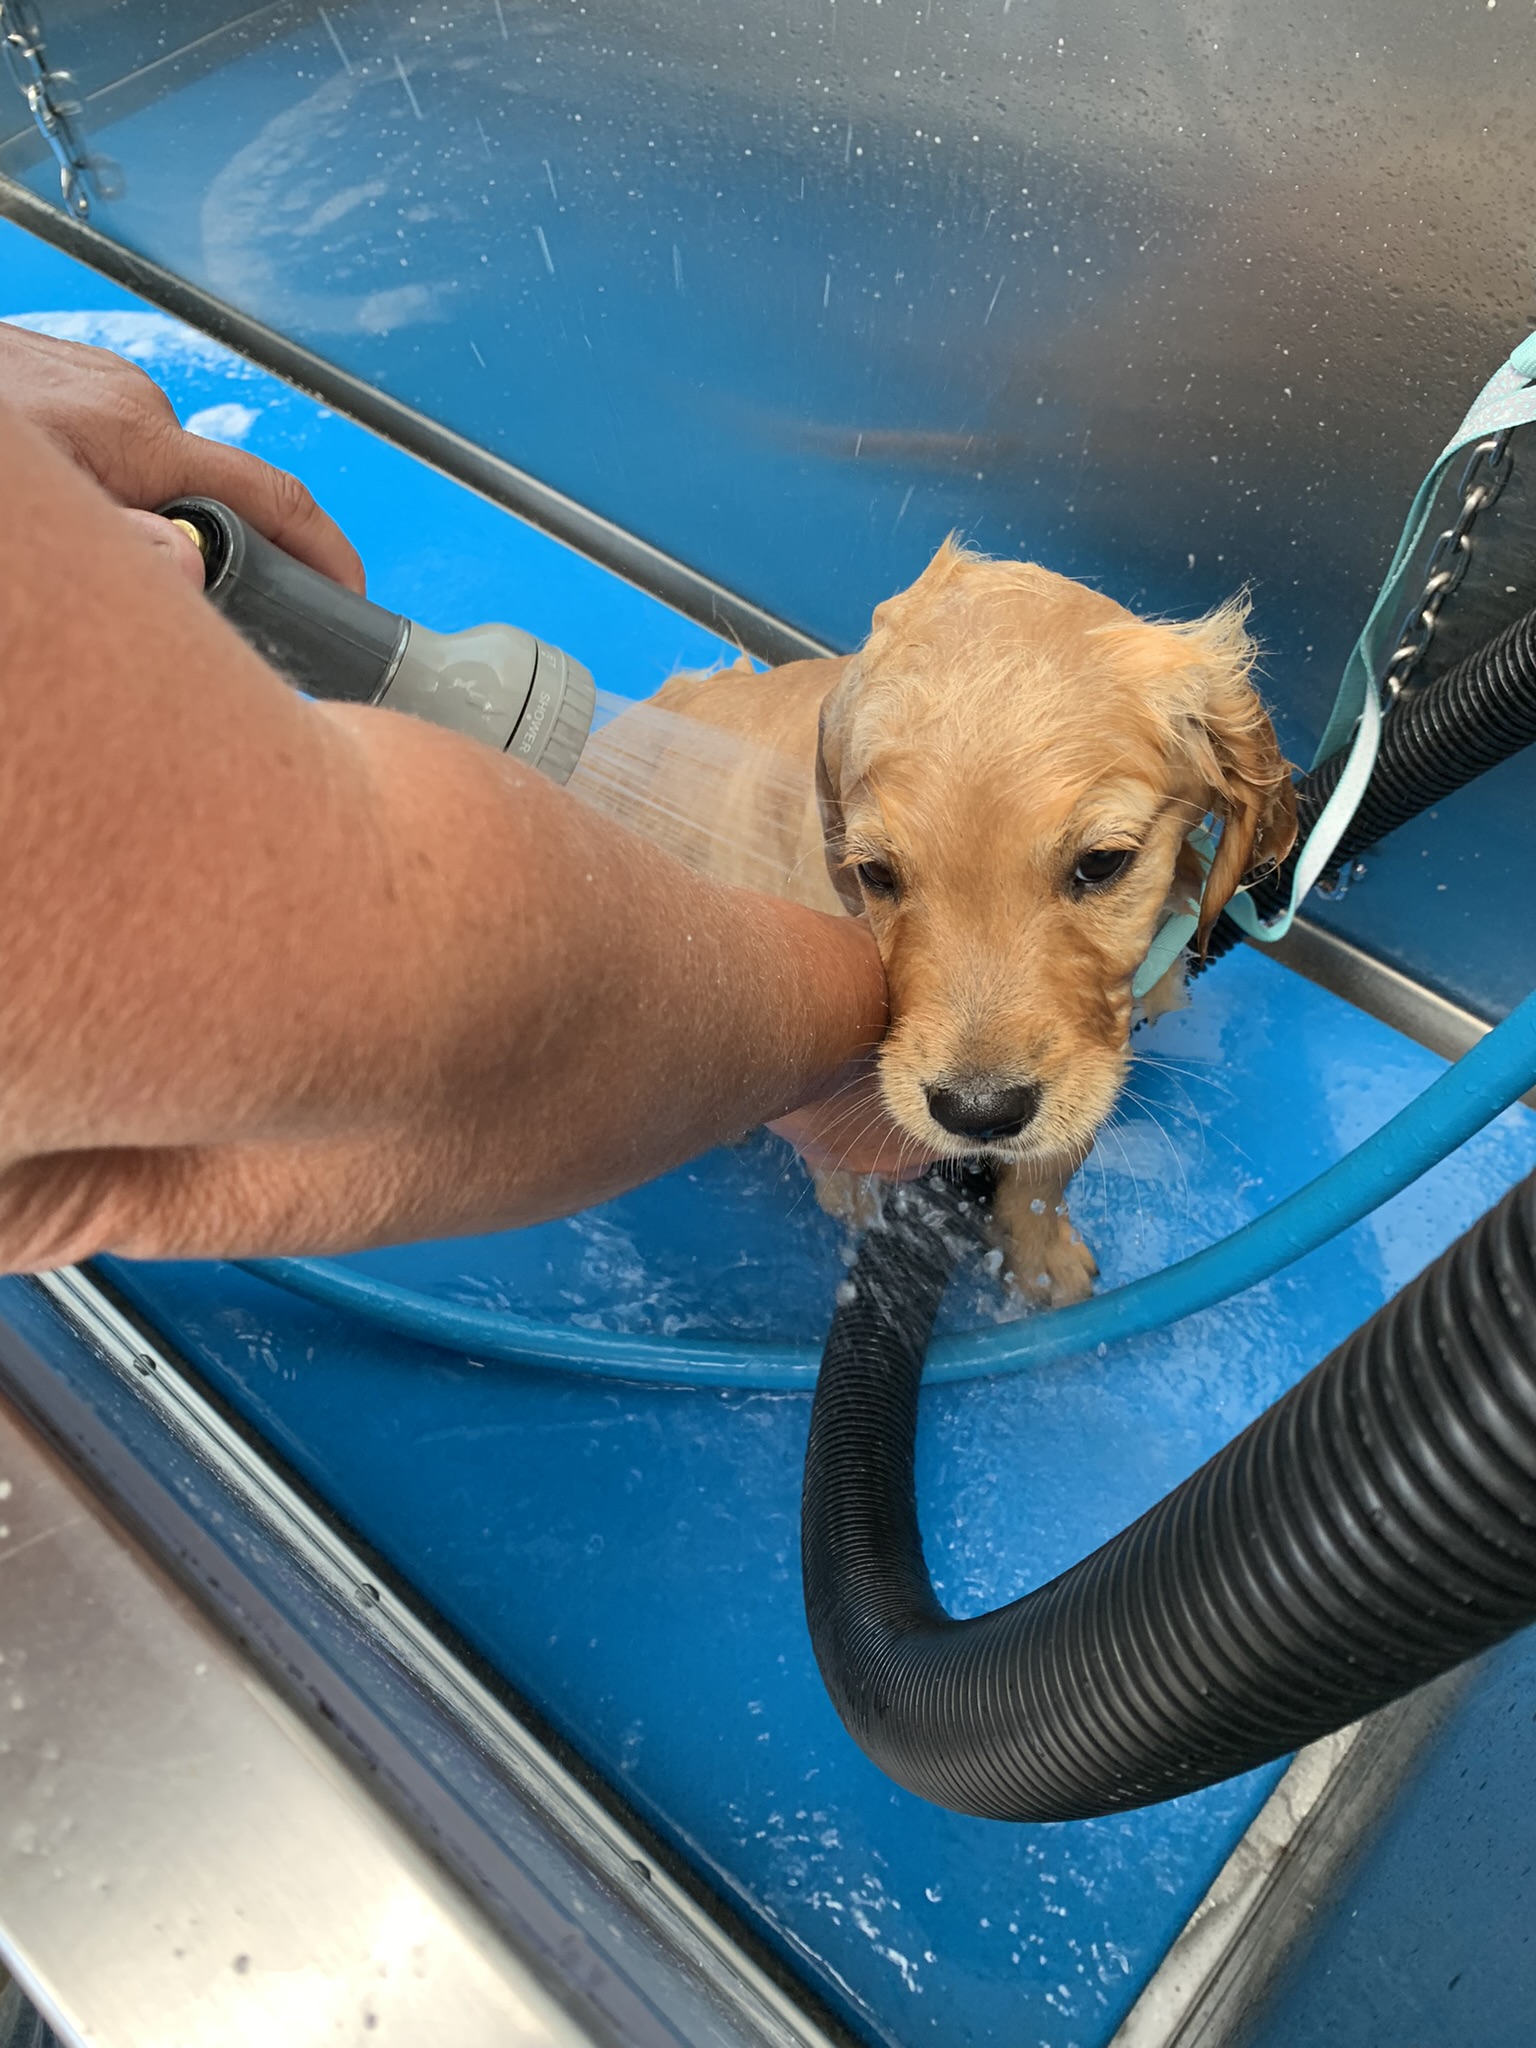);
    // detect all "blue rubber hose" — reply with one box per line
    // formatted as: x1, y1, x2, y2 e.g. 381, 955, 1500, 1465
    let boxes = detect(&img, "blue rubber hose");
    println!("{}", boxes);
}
234, 984, 1536, 1389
